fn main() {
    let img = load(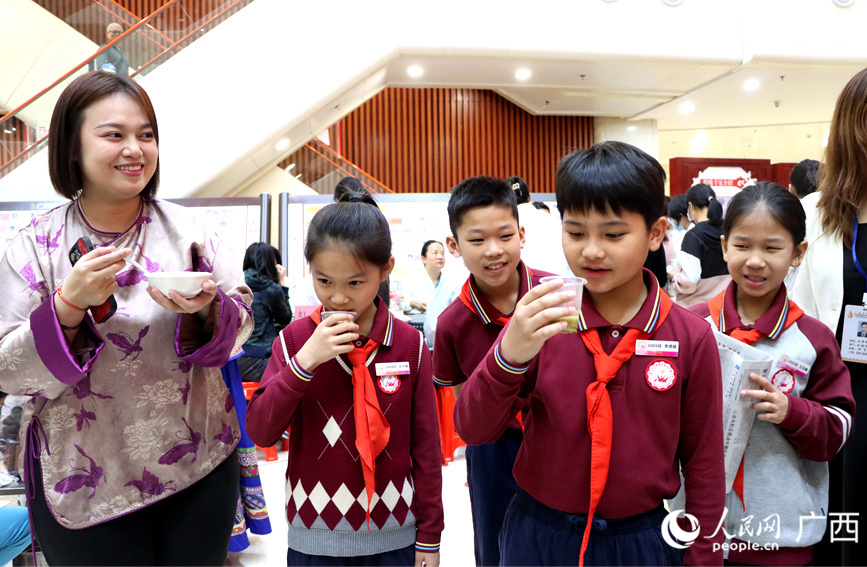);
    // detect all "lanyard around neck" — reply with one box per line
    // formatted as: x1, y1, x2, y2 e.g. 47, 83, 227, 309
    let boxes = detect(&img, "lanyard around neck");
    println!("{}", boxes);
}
853, 219, 867, 301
